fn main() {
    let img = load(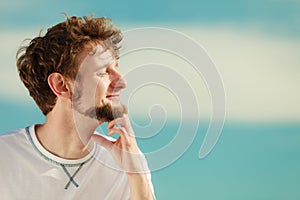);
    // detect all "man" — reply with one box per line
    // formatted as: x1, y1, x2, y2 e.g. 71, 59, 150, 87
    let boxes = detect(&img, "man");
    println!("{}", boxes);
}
0, 15, 155, 200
